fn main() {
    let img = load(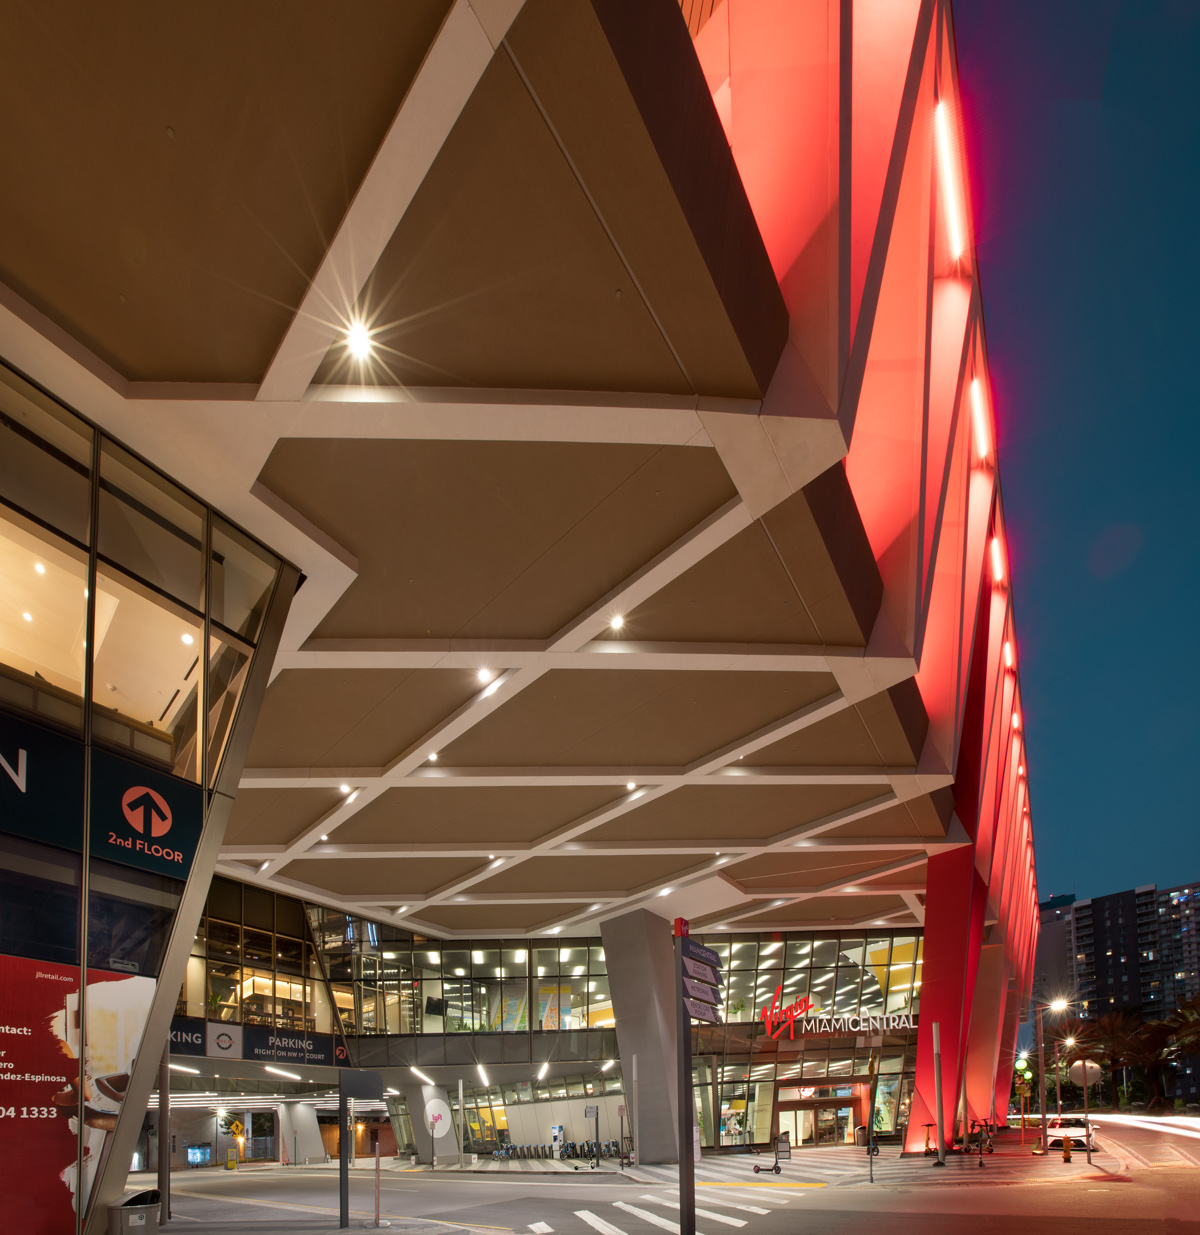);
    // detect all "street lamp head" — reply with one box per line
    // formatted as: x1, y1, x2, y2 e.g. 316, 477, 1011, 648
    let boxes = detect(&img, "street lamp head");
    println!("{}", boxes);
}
1050, 998, 1068, 1013
1064, 1036, 1075, 1047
